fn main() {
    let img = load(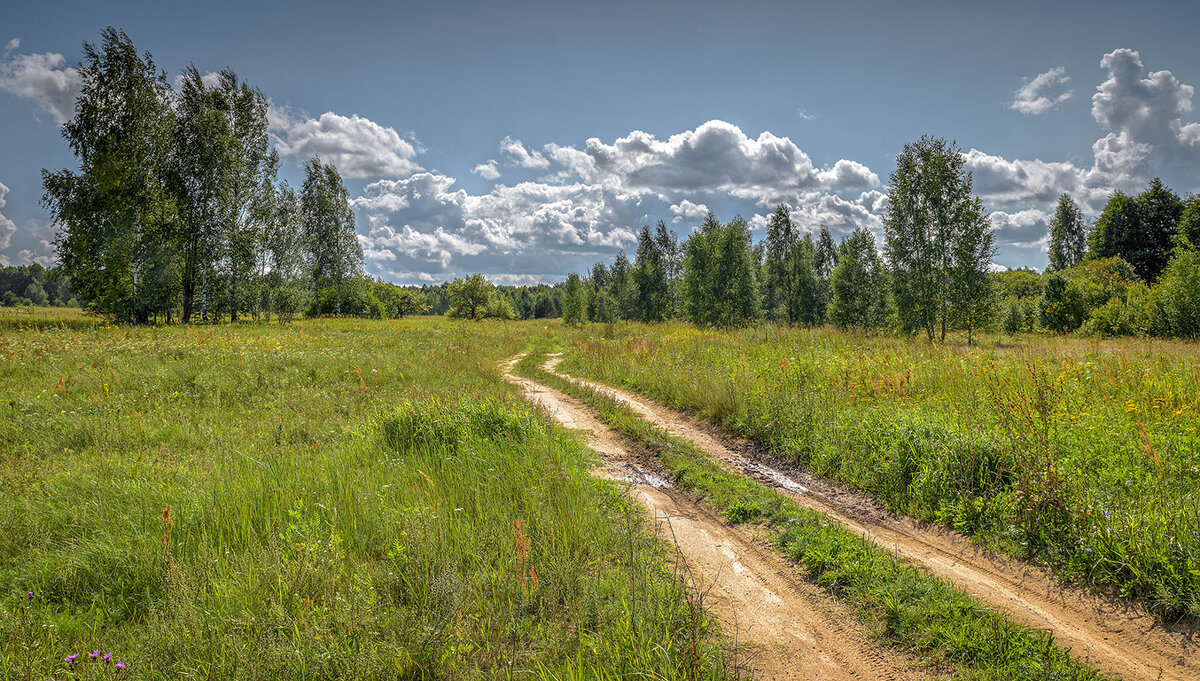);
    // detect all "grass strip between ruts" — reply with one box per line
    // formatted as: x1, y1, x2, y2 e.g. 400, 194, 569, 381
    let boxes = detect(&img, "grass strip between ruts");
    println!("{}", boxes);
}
517, 349, 1110, 681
